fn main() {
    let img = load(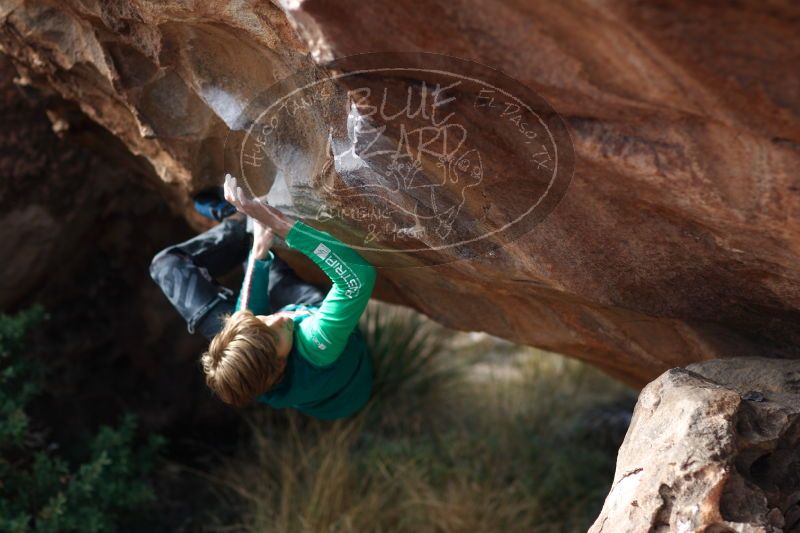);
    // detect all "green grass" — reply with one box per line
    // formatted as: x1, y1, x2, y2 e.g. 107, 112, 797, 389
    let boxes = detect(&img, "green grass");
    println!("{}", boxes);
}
204, 302, 635, 532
